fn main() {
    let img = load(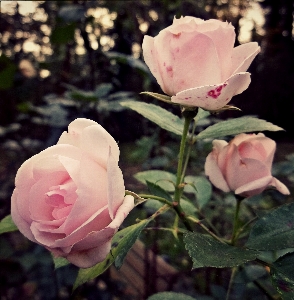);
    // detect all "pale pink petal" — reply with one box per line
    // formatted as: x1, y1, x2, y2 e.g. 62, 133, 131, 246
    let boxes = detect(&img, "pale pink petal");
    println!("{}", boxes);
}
31, 221, 66, 247
58, 155, 80, 185
68, 195, 134, 251
80, 124, 120, 168
142, 35, 165, 92
171, 72, 251, 110
238, 137, 276, 166
200, 22, 235, 80
152, 30, 177, 95
66, 227, 115, 268
54, 205, 111, 248
235, 176, 273, 197
29, 171, 69, 221
107, 149, 125, 219
62, 154, 108, 235
269, 177, 290, 195
30, 145, 82, 181
230, 133, 262, 146
211, 140, 229, 173
170, 32, 222, 93
57, 118, 98, 147
109, 195, 134, 228
226, 157, 271, 192
231, 42, 260, 74
11, 189, 36, 242
65, 195, 133, 268
205, 151, 230, 192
